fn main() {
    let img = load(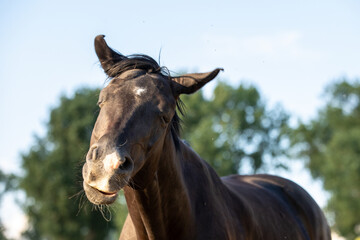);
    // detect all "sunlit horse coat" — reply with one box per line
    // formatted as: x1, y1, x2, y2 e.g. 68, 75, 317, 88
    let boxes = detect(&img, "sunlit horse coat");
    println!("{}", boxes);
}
82, 35, 331, 240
